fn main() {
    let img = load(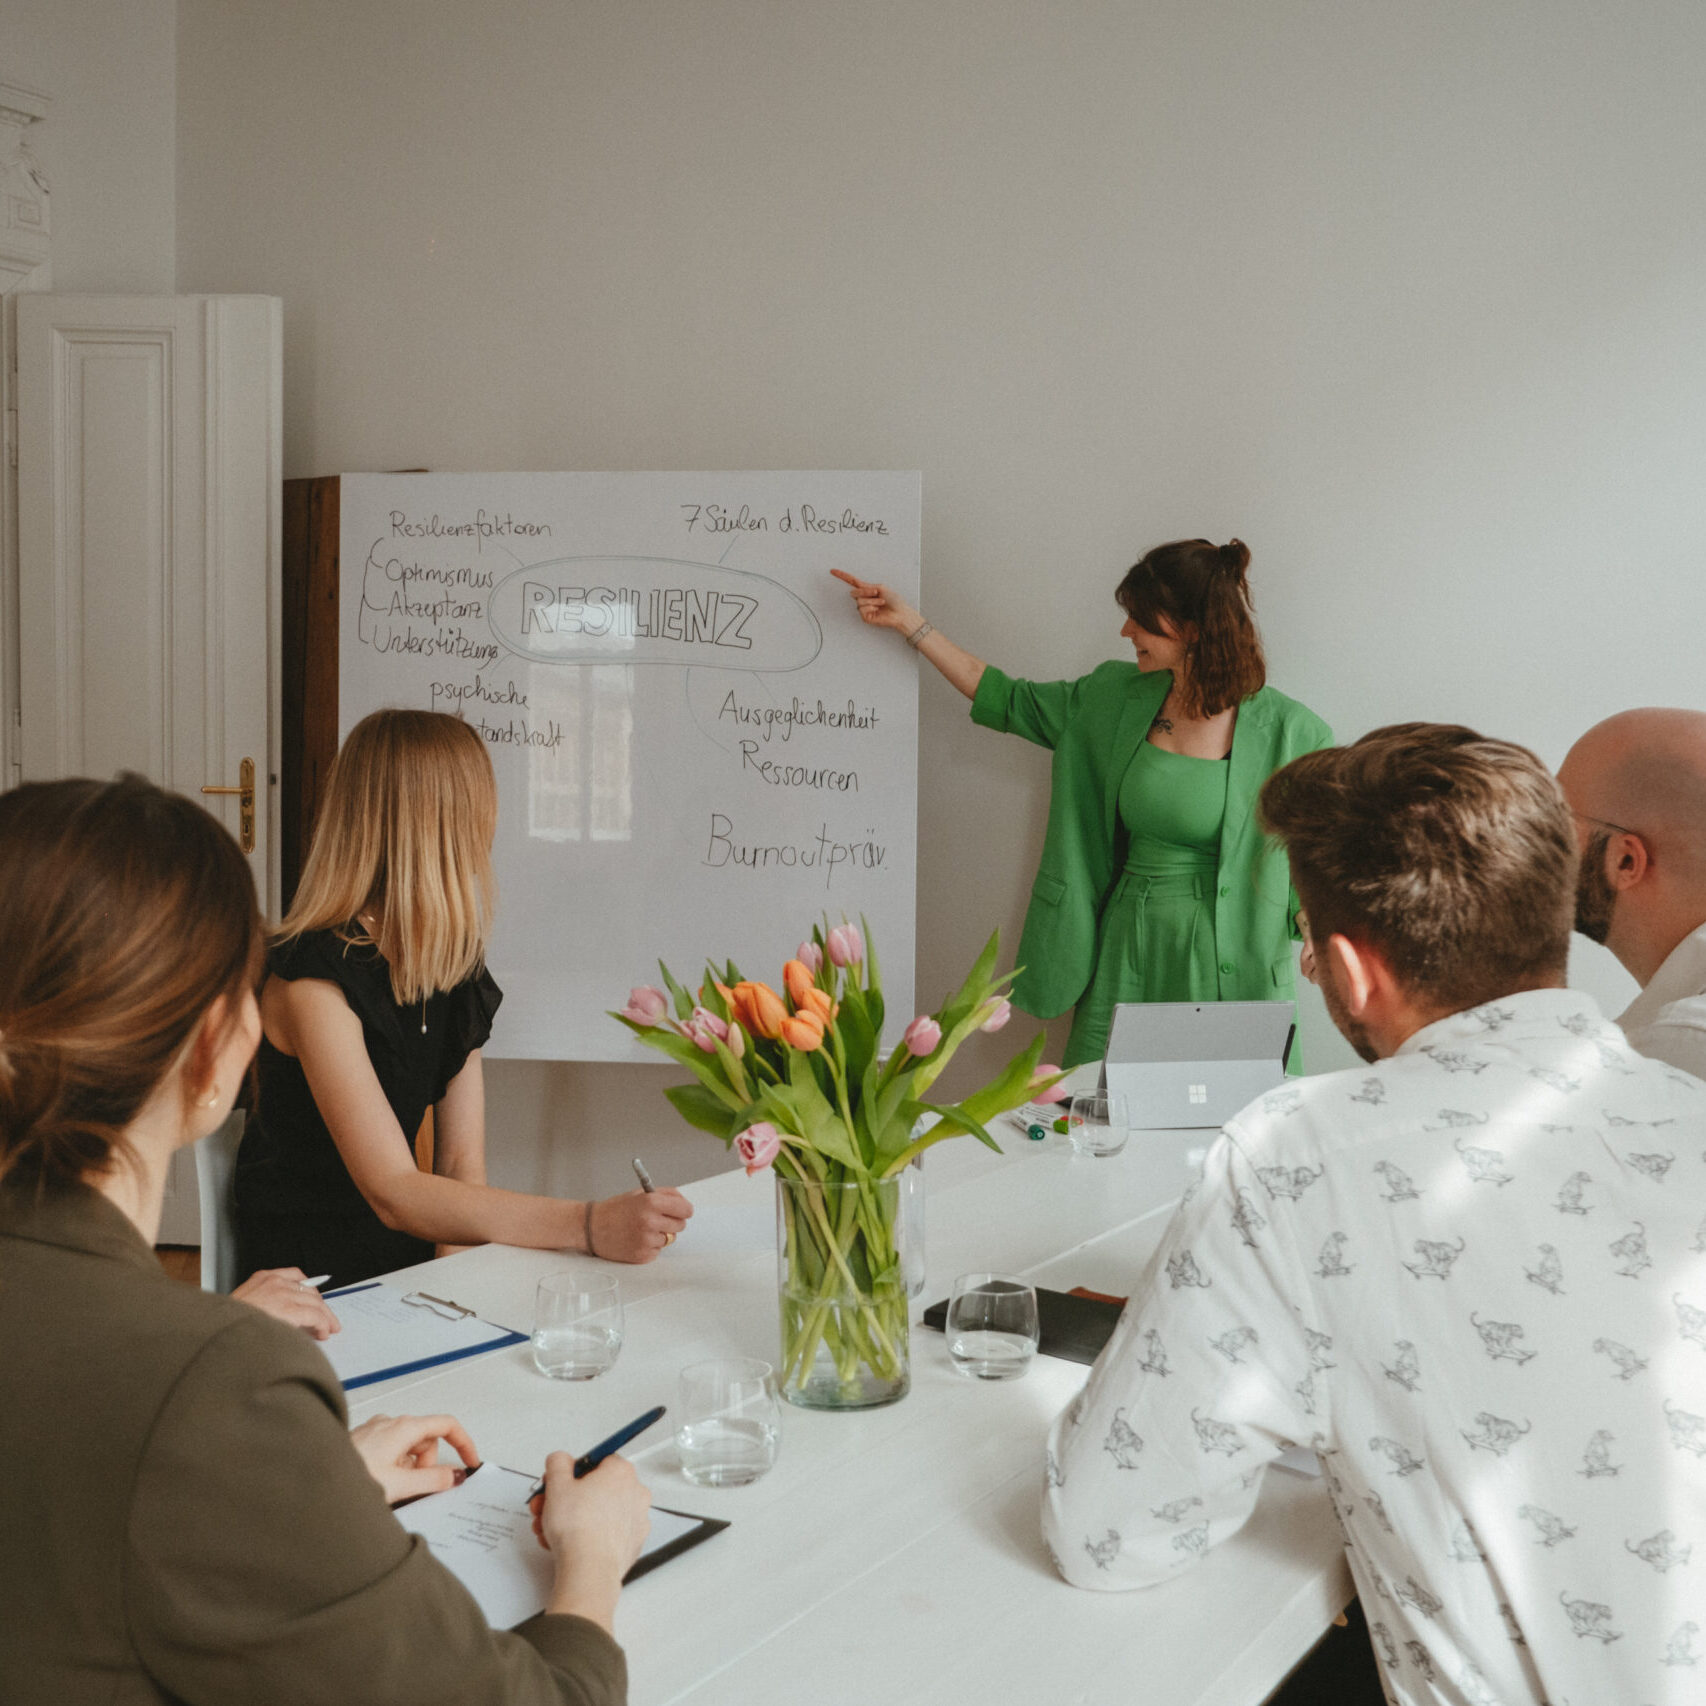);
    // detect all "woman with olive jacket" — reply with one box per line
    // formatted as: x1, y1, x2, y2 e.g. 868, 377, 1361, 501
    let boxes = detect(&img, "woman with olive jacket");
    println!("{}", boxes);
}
835, 539, 1331, 1069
